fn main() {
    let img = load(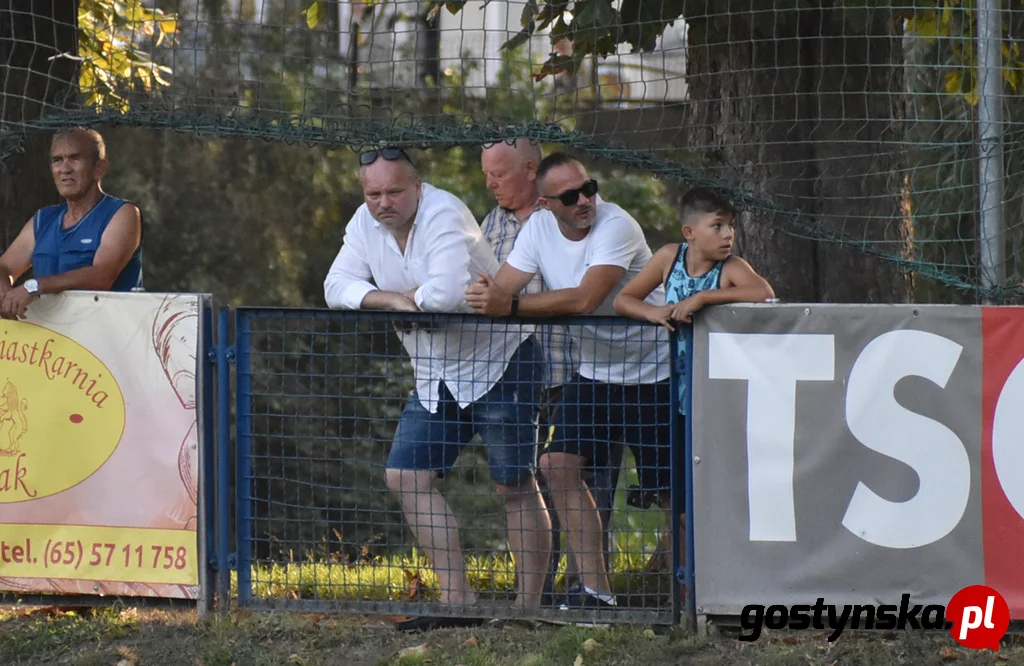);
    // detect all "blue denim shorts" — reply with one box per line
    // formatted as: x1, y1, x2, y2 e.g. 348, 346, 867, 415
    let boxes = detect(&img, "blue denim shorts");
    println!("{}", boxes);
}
387, 336, 543, 486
